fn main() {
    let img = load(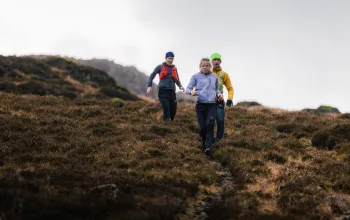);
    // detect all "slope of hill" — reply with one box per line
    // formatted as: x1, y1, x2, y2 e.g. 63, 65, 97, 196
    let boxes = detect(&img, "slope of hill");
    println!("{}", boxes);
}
74, 58, 159, 99
0, 56, 139, 100
1, 92, 350, 219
